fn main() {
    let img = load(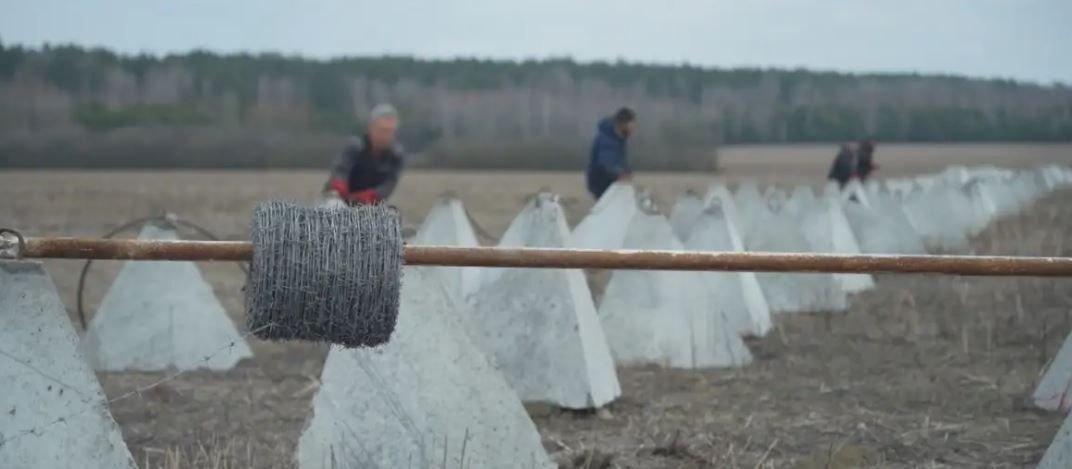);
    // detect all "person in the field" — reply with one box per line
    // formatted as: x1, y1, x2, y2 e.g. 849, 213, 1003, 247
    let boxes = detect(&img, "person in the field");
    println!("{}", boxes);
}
856, 137, 879, 181
323, 104, 404, 206
827, 141, 858, 189
586, 107, 636, 199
